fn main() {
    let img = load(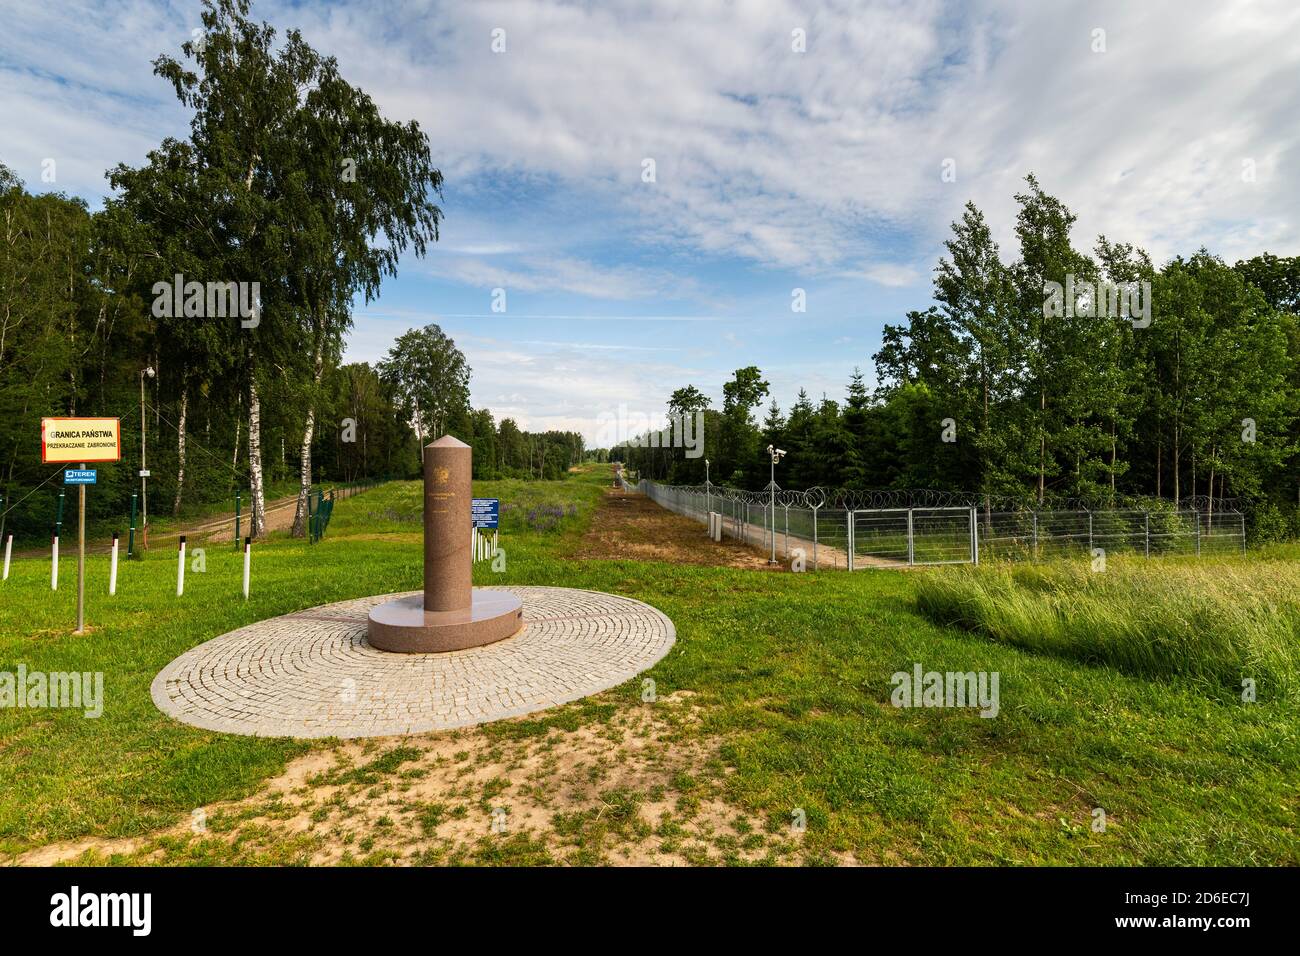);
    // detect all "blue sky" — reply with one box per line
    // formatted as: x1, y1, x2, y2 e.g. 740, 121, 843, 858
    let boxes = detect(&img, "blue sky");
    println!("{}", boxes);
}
3, 0, 1298, 443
